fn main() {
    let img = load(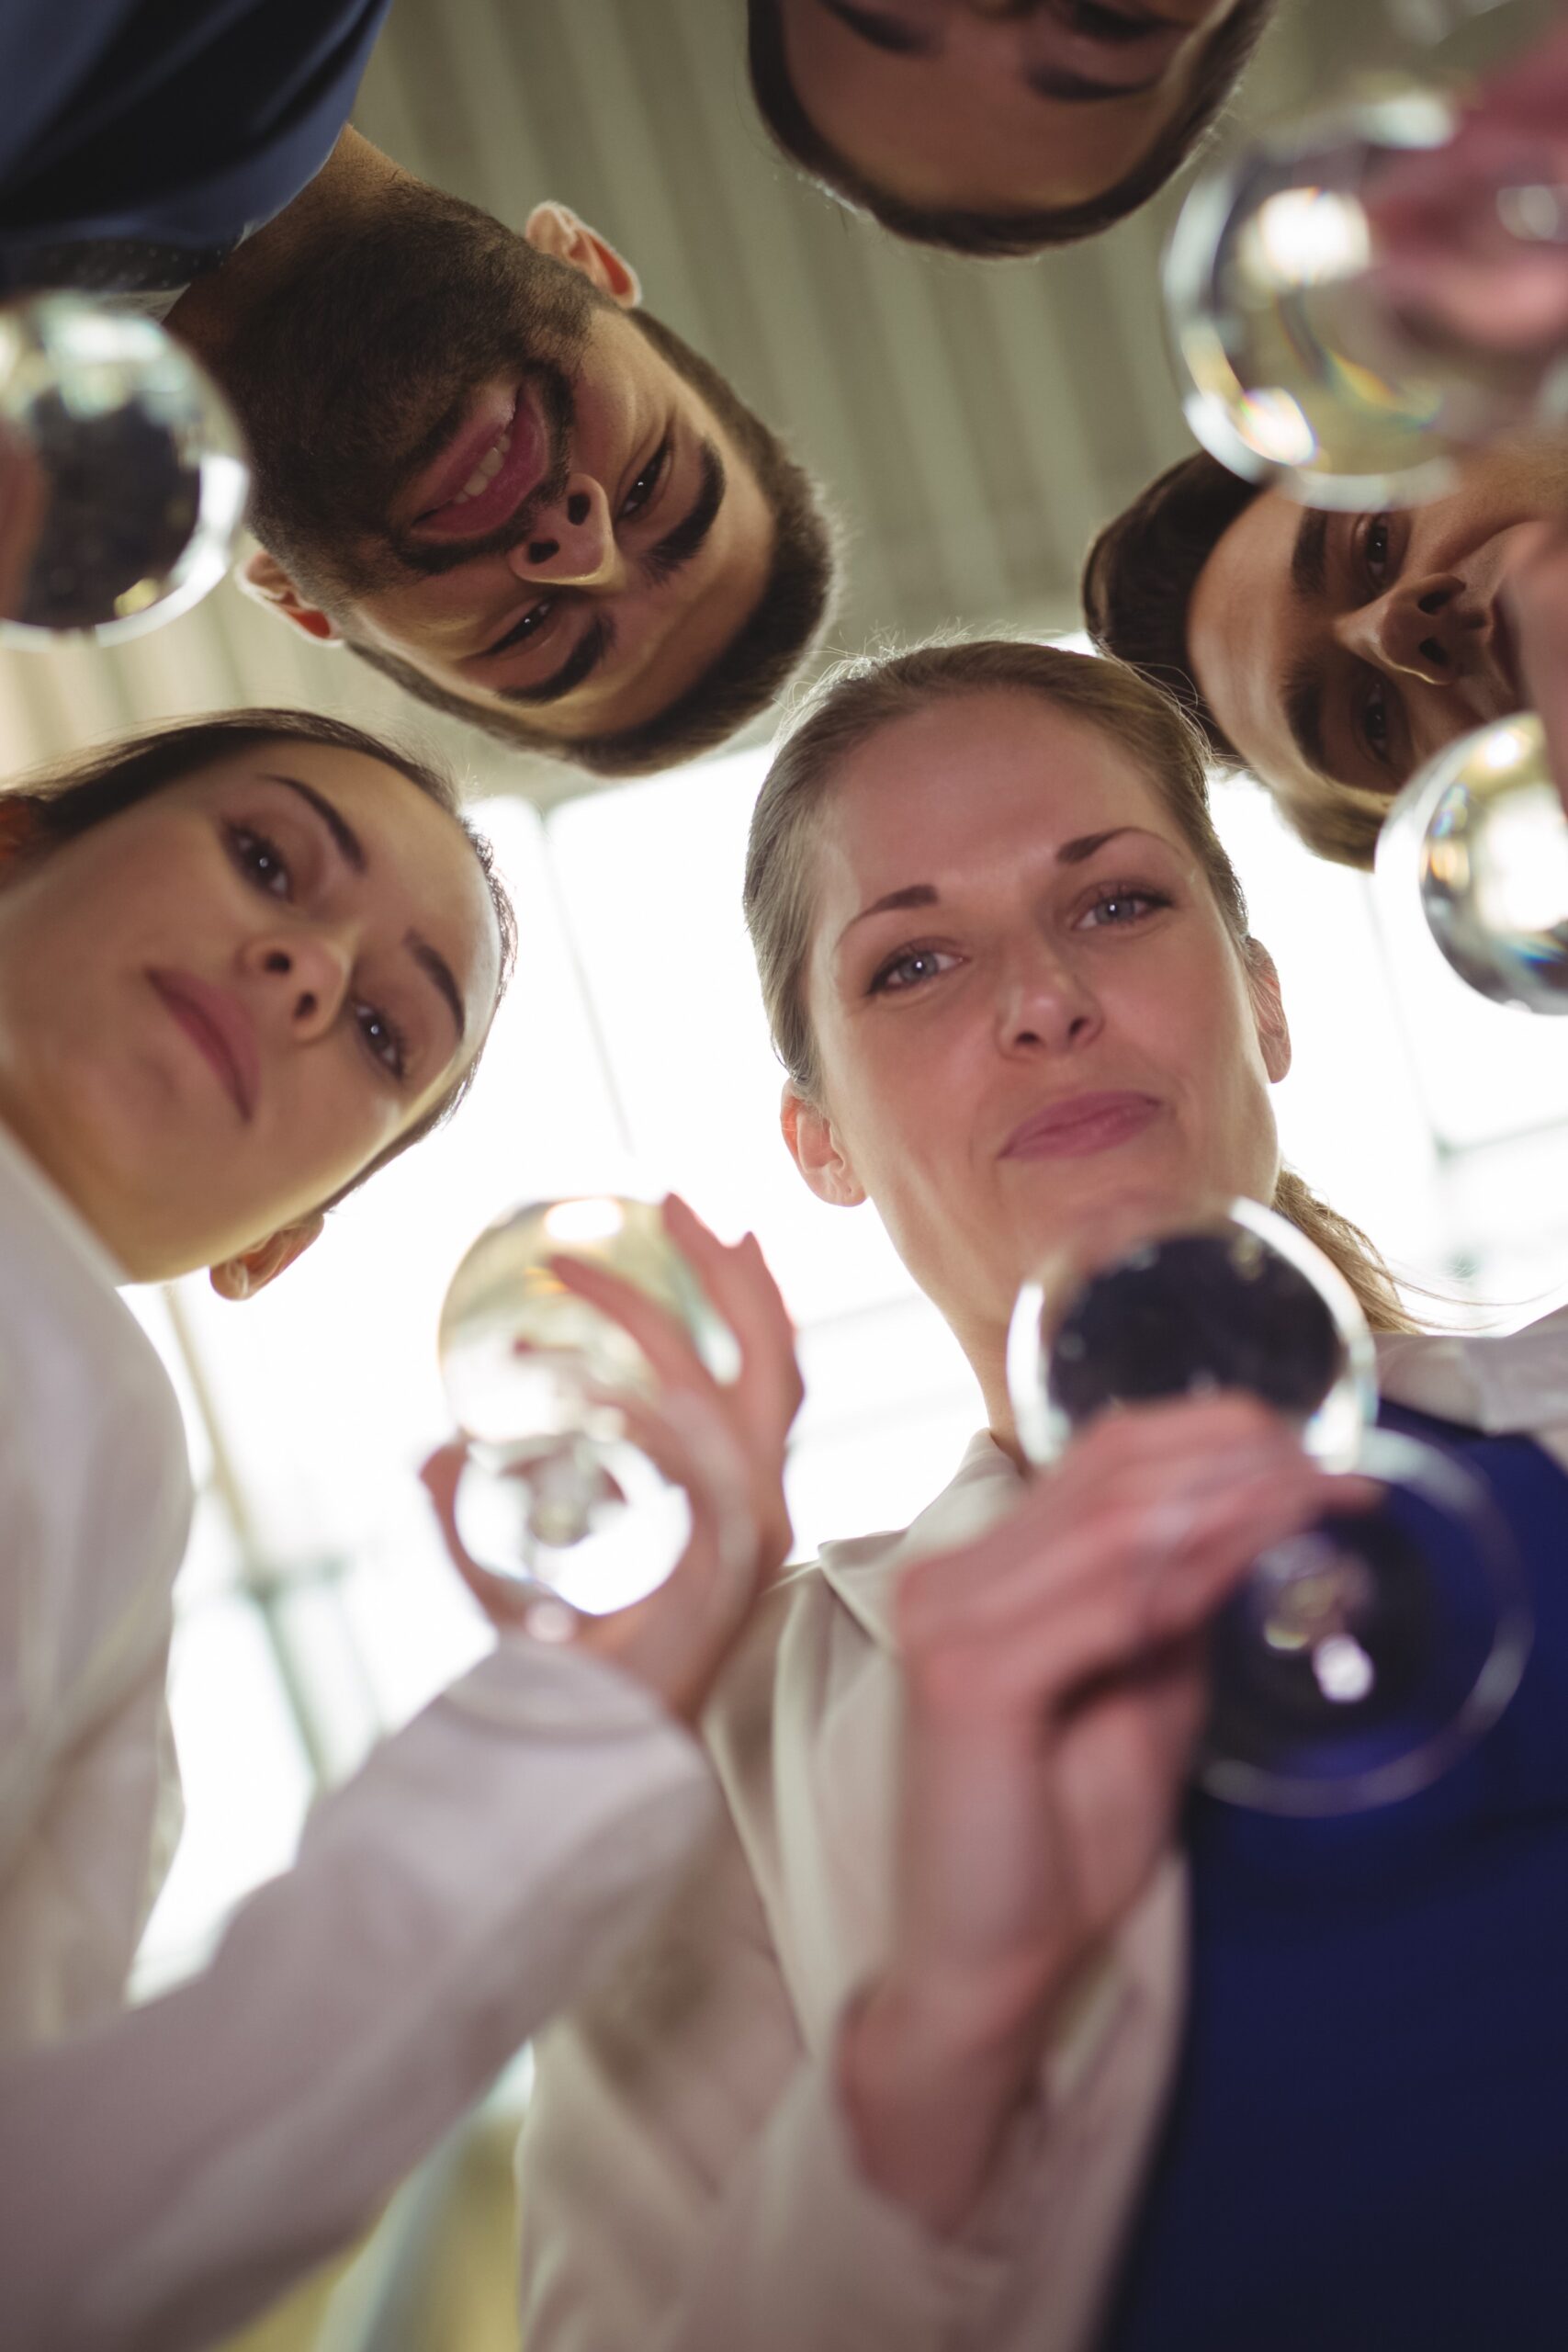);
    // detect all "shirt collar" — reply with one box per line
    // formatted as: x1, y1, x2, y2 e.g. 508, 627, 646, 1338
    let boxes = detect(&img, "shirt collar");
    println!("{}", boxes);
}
1376, 1306, 1568, 1470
